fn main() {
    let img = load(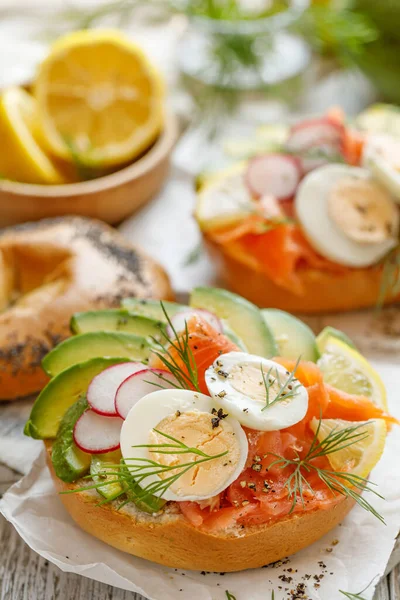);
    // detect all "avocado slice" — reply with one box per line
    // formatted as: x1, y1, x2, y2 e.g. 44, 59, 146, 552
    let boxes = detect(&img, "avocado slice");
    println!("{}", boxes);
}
51, 396, 91, 483
24, 357, 129, 439
190, 287, 277, 357
262, 309, 318, 362
42, 332, 150, 377
120, 298, 184, 321
121, 468, 166, 514
90, 450, 124, 501
70, 309, 166, 342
